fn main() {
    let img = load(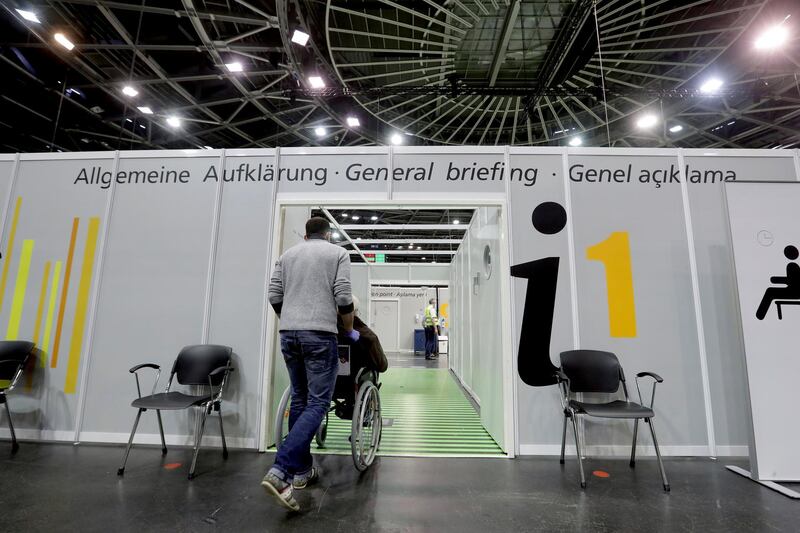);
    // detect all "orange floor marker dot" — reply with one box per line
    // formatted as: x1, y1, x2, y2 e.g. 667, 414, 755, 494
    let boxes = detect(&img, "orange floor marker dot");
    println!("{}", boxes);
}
164, 463, 183, 470
592, 470, 610, 478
